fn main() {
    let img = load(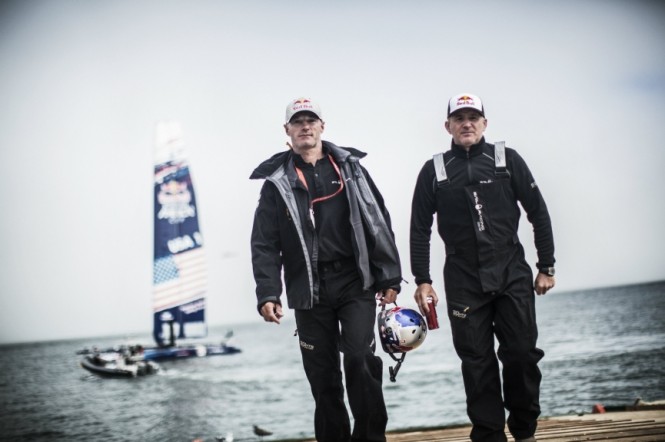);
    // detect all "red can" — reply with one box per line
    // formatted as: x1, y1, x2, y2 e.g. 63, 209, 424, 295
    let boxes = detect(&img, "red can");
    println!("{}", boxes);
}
425, 297, 439, 330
